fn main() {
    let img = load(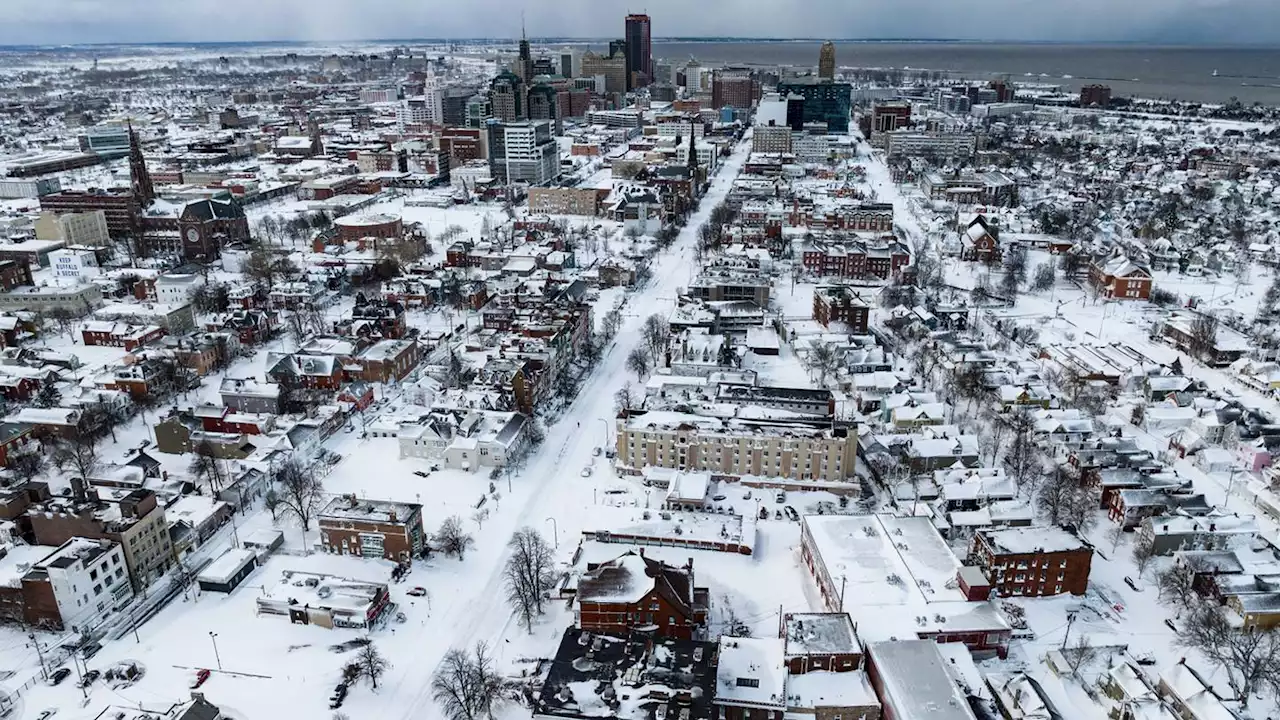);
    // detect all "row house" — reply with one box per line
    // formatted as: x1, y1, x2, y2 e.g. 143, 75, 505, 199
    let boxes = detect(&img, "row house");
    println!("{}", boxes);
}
792, 201, 896, 233
80, 321, 165, 351
205, 308, 277, 345
799, 239, 910, 280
